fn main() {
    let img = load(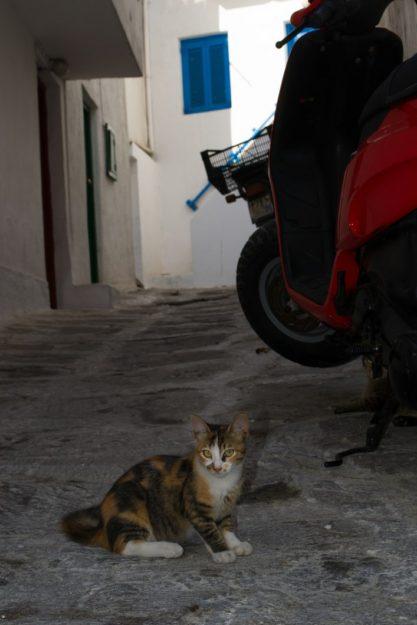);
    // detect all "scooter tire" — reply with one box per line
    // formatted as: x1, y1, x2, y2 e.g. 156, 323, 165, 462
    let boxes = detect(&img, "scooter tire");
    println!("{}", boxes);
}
236, 220, 354, 368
